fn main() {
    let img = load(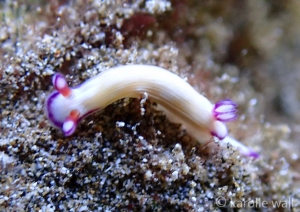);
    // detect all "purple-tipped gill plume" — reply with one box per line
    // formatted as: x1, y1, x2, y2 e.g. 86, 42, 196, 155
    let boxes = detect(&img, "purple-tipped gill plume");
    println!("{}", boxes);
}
213, 99, 238, 122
